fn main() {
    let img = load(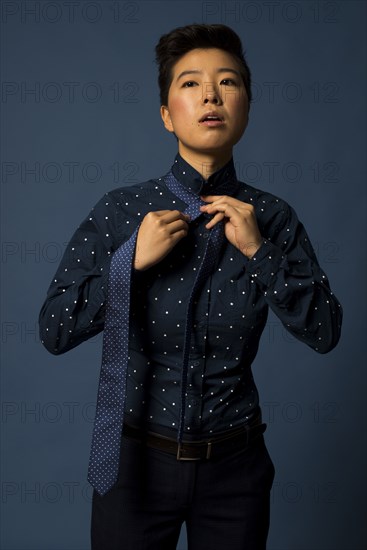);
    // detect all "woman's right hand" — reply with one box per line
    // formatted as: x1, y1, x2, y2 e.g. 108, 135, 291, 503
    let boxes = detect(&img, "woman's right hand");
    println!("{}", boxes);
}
133, 210, 190, 271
